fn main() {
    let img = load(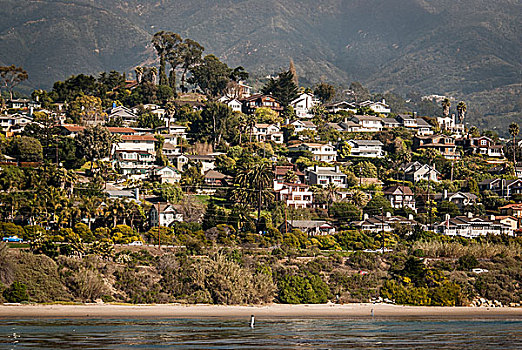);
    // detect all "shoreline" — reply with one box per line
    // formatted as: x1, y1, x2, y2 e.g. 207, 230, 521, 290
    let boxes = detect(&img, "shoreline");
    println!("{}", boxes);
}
1, 303, 521, 318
